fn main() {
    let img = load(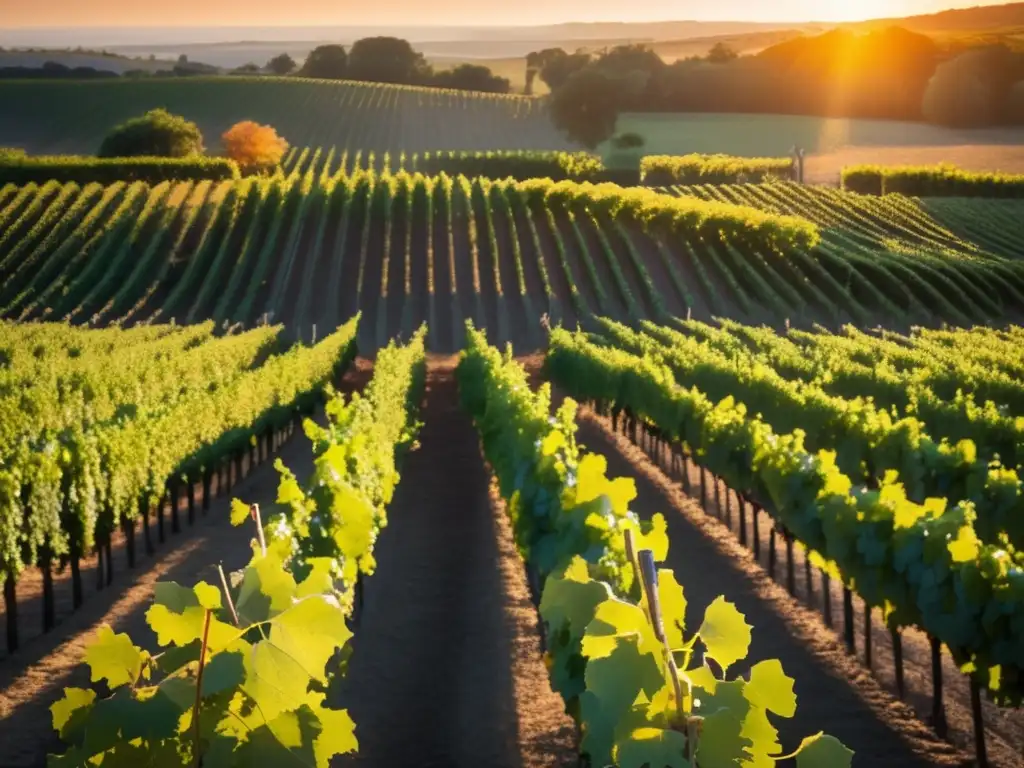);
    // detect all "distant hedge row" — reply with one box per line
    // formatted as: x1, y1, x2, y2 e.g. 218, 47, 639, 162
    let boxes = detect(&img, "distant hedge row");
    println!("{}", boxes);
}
641, 154, 794, 186
842, 164, 1024, 198
0, 155, 241, 185
410, 150, 605, 182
